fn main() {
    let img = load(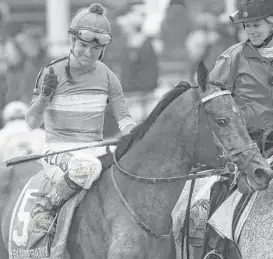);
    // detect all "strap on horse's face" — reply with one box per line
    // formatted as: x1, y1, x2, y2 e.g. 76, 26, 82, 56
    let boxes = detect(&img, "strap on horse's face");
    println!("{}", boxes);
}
199, 89, 262, 191
200, 90, 256, 162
